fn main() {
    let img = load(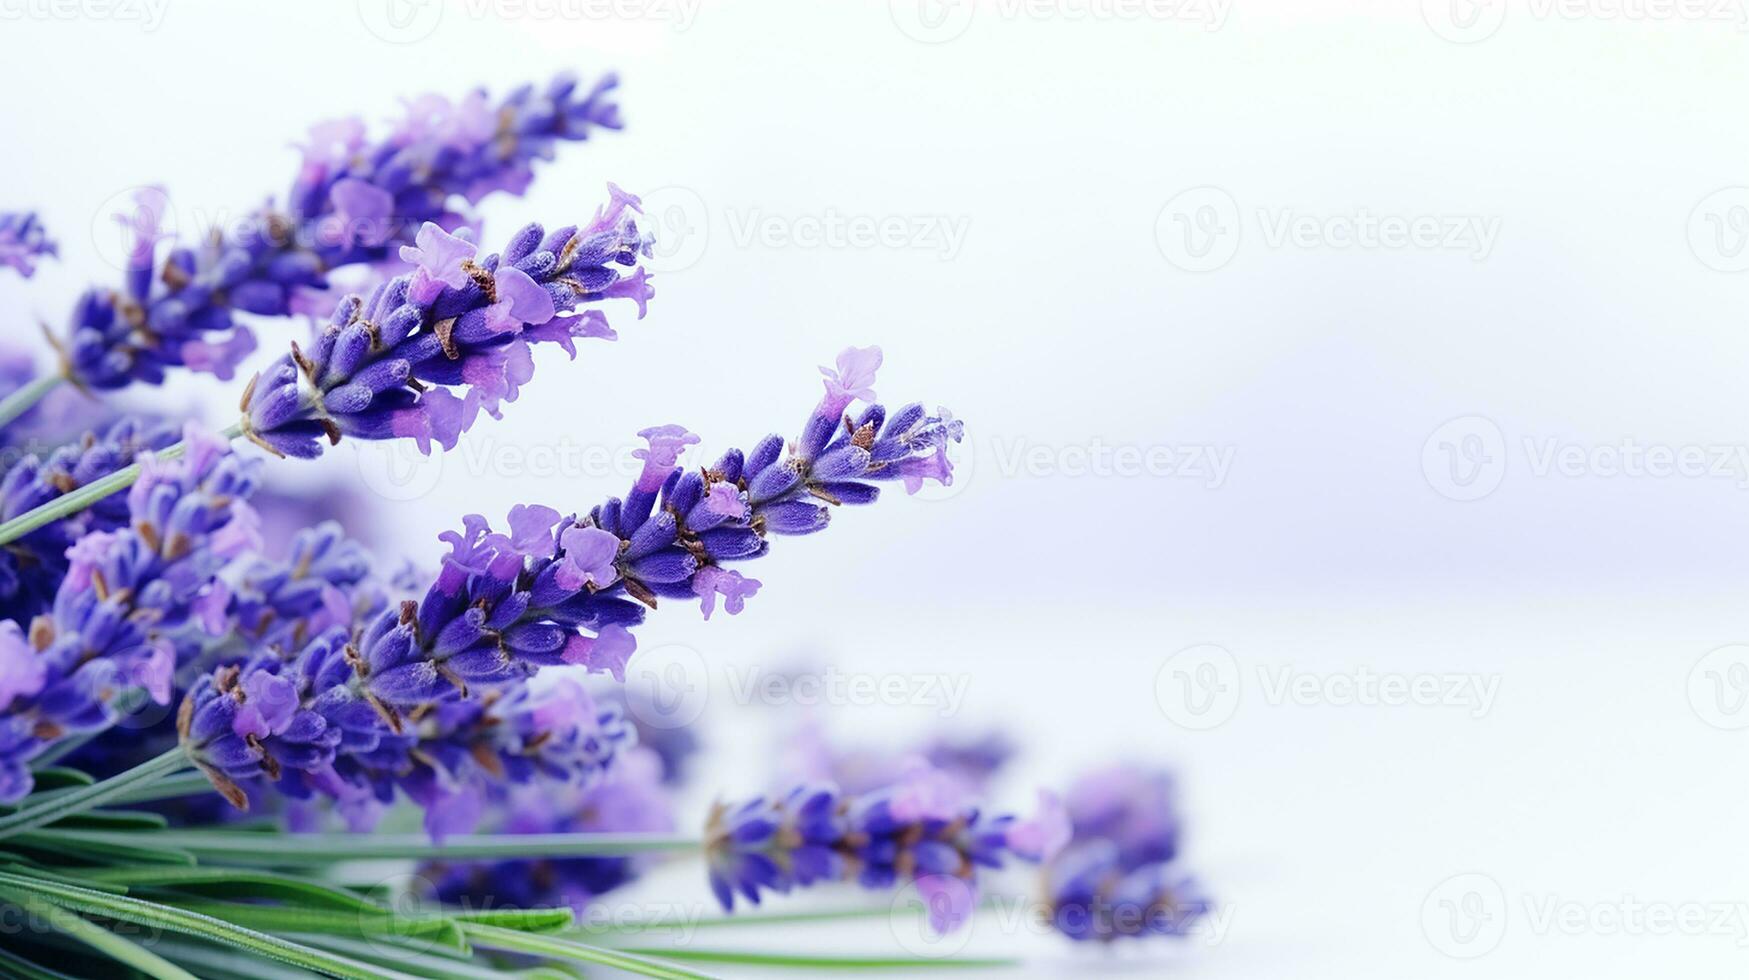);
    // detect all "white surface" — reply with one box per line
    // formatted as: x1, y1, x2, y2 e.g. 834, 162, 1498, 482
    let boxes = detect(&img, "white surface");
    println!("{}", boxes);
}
4, 2, 1749, 975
